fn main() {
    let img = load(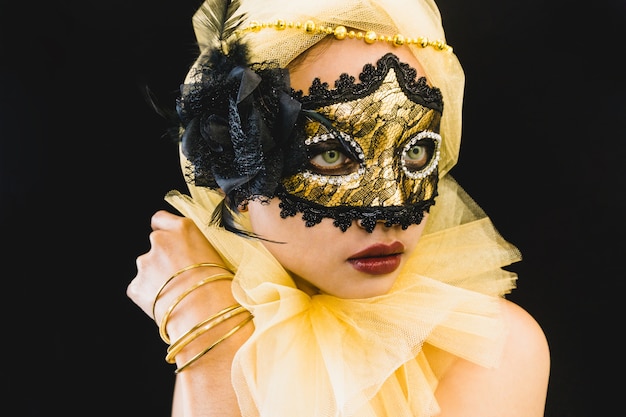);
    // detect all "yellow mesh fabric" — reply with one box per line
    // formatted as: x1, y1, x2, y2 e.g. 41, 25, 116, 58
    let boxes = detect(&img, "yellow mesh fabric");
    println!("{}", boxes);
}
165, 159, 519, 416
166, 1, 521, 415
